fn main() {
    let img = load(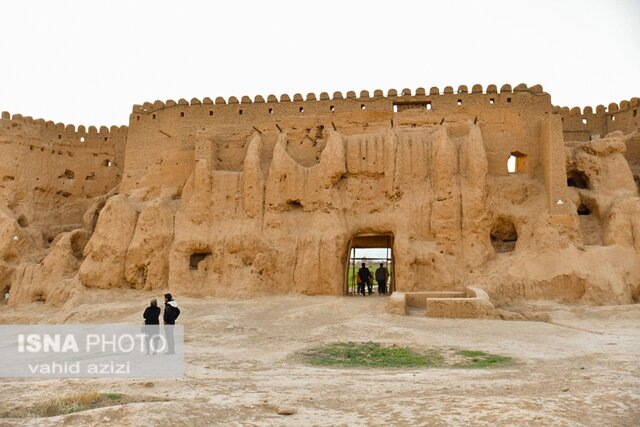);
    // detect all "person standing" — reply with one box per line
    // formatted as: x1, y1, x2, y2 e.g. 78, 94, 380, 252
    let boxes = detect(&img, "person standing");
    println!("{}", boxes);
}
358, 263, 372, 296
163, 293, 180, 354
142, 298, 161, 355
375, 263, 390, 295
